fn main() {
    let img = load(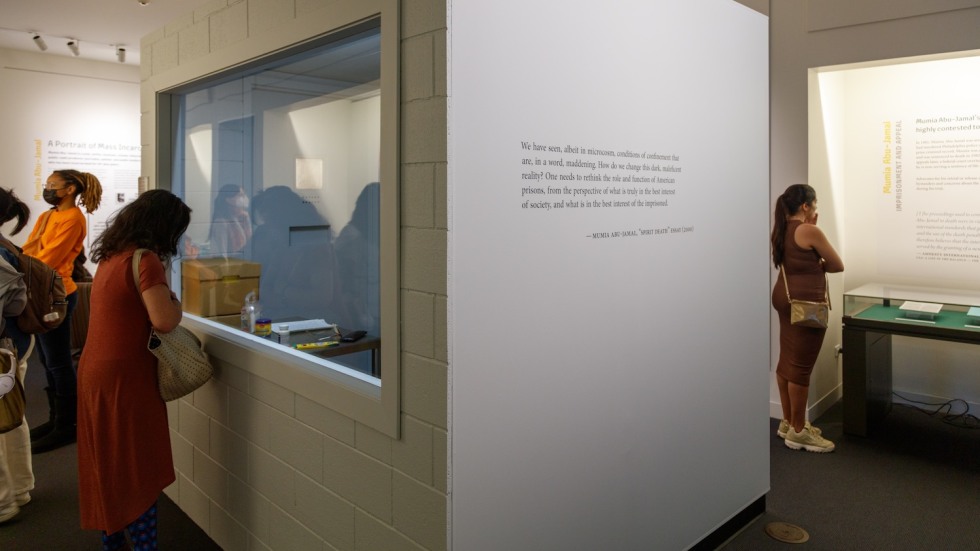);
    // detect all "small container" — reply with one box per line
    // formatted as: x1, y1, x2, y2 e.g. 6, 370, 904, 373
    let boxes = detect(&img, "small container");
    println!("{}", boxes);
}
277, 324, 291, 346
254, 318, 272, 337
